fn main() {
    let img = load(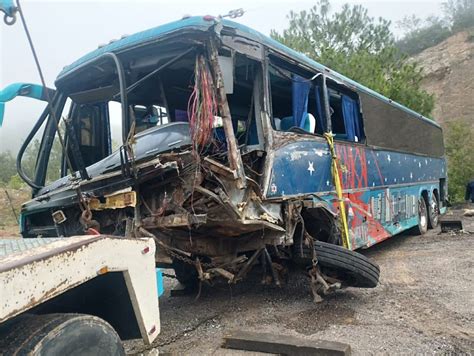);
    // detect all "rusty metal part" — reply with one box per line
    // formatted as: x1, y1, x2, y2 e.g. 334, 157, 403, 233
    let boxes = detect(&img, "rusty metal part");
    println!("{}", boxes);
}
203, 156, 239, 180
79, 205, 101, 232
234, 248, 263, 282
207, 37, 246, 189
142, 213, 207, 229
89, 190, 136, 211
194, 186, 241, 219
263, 248, 281, 287
208, 267, 235, 282
309, 266, 342, 303
51, 210, 67, 224
260, 252, 267, 284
